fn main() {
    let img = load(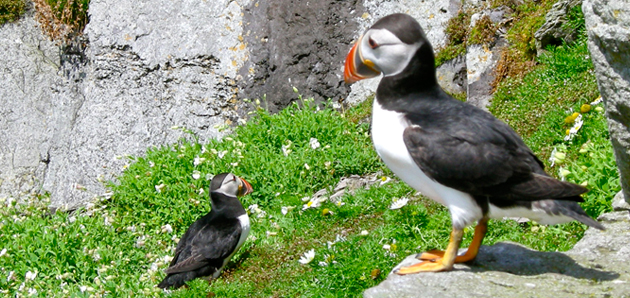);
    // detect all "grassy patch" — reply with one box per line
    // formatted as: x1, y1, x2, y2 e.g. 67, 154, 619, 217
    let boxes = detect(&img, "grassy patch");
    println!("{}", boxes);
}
0, 0, 25, 24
